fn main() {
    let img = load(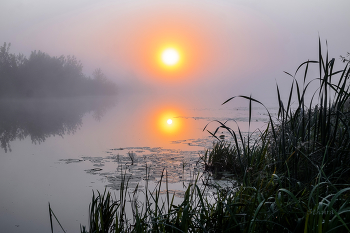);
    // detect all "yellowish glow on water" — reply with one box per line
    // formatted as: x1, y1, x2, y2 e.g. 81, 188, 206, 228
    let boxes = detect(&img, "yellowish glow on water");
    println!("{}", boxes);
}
156, 109, 182, 135
140, 99, 202, 146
